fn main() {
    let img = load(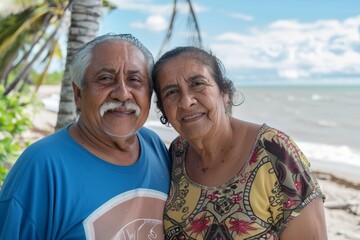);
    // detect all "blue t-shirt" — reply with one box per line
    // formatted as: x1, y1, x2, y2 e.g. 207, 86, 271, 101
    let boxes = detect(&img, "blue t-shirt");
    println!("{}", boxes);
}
0, 126, 170, 239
